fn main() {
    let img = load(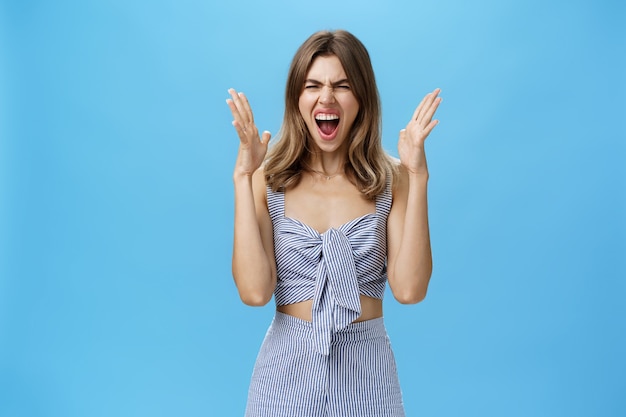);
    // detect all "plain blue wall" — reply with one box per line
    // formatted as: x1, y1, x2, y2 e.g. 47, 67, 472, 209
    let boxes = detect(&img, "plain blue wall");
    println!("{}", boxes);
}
1, 0, 624, 416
